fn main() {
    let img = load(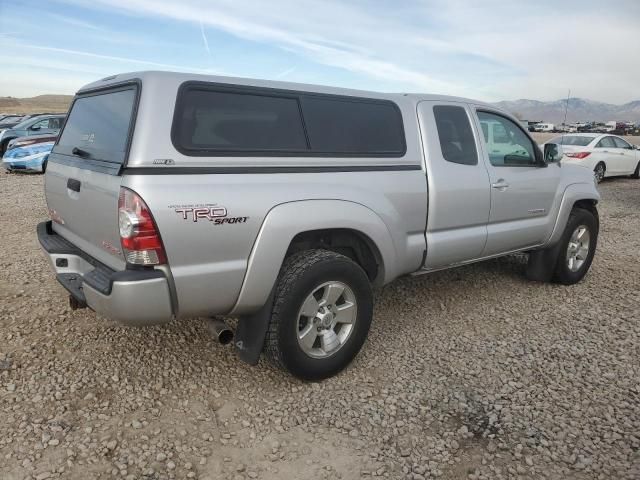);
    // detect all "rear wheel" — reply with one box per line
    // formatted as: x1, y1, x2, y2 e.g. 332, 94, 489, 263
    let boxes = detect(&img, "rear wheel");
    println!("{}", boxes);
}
264, 249, 373, 381
552, 208, 598, 285
594, 162, 606, 183
41, 159, 48, 173
631, 161, 640, 179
